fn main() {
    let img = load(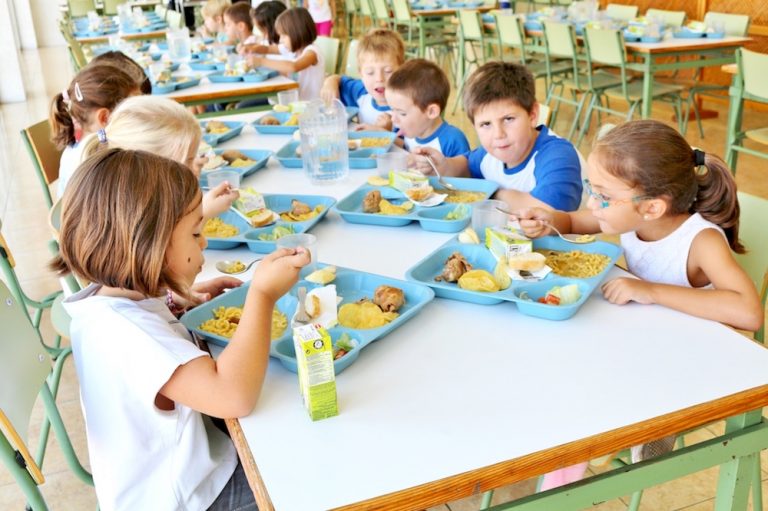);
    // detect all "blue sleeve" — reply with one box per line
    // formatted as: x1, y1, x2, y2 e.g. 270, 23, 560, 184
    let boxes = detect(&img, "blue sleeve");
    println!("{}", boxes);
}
439, 124, 471, 158
338, 76, 367, 108
465, 147, 487, 179
530, 139, 583, 211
